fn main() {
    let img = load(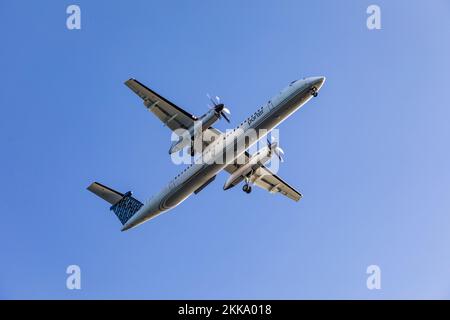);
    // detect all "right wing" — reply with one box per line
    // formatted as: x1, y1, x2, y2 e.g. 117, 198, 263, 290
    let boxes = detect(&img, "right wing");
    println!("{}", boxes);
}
125, 78, 198, 133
